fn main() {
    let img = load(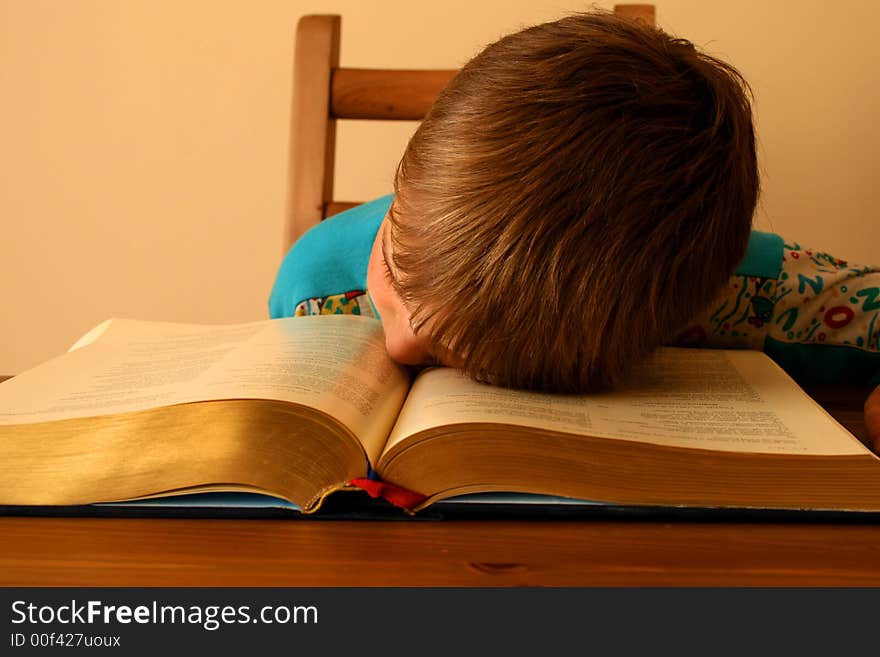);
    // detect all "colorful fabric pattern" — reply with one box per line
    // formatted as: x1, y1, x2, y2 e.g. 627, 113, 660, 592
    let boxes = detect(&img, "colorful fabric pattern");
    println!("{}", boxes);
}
770, 242, 879, 351
674, 242, 880, 375
293, 289, 375, 318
